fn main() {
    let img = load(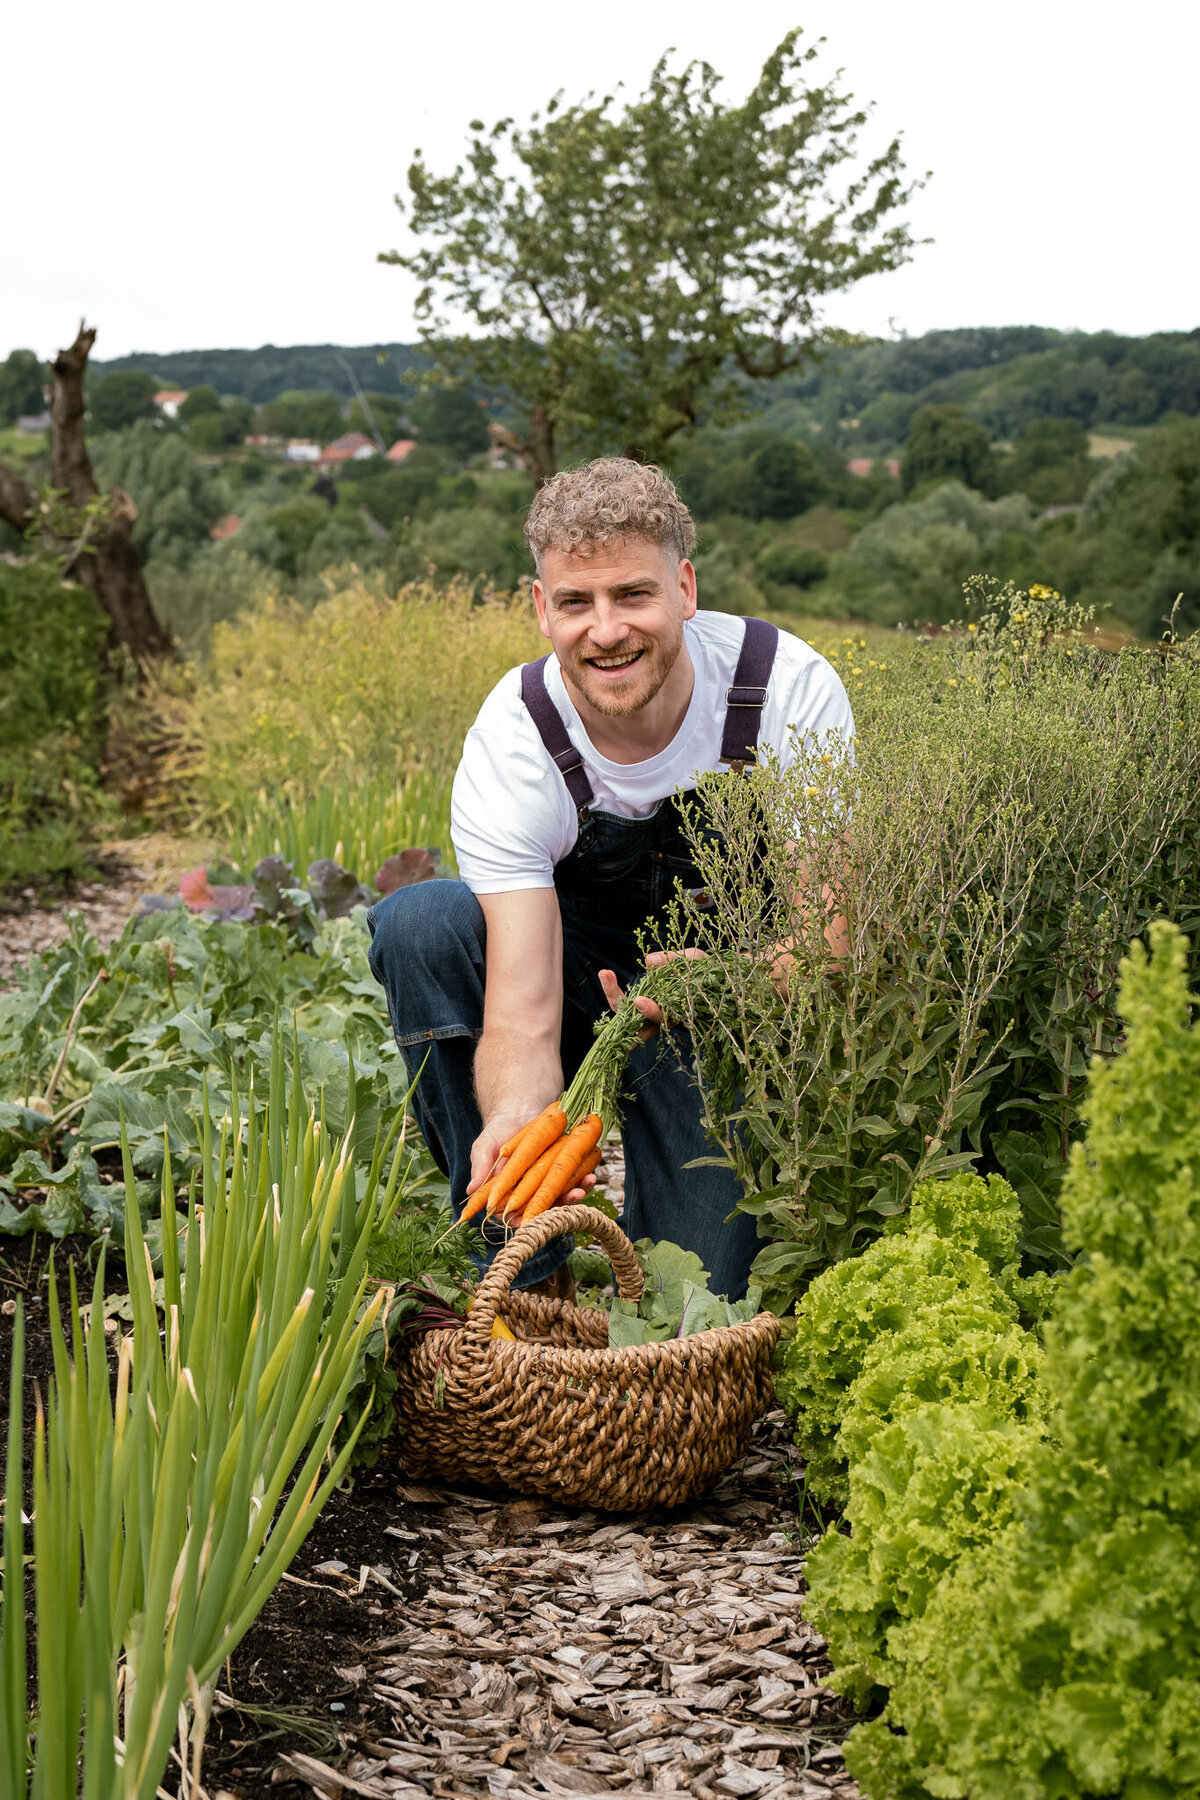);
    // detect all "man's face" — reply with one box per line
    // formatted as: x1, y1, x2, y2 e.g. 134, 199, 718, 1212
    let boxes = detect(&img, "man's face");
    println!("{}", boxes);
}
532, 538, 697, 719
